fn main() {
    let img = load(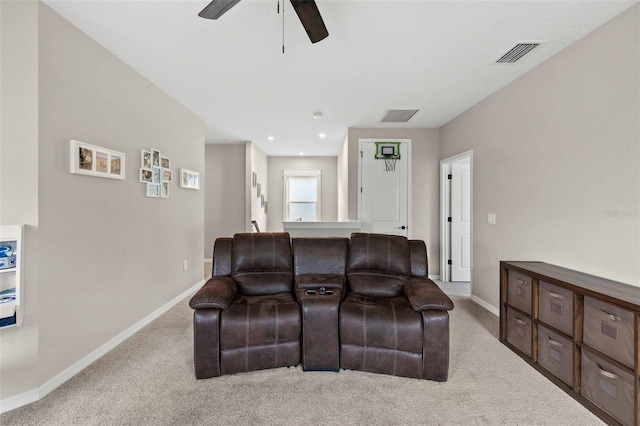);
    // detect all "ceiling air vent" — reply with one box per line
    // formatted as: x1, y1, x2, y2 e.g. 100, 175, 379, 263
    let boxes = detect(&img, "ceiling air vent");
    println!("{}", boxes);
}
381, 109, 419, 123
496, 43, 541, 63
